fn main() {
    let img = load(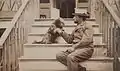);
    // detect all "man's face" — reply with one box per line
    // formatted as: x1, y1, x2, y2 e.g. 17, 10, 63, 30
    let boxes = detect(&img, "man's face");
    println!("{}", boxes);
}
73, 15, 82, 24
